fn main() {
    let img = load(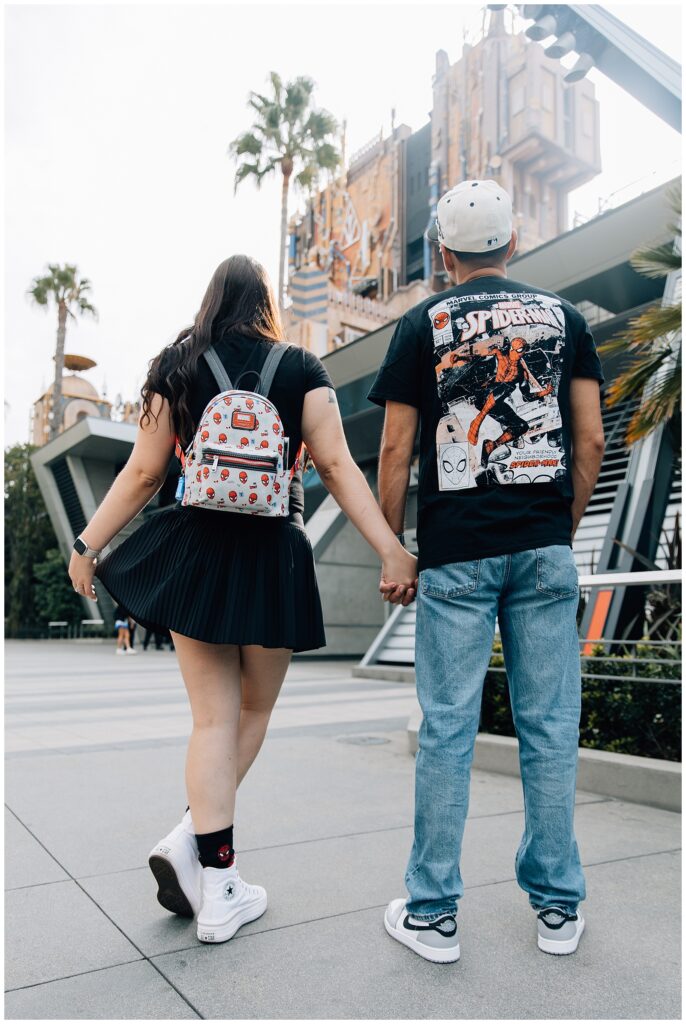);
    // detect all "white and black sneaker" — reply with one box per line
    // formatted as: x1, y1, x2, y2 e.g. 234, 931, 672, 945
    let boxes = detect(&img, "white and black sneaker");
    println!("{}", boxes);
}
148, 811, 202, 918
384, 898, 460, 964
197, 863, 267, 943
537, 906, 585, 955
